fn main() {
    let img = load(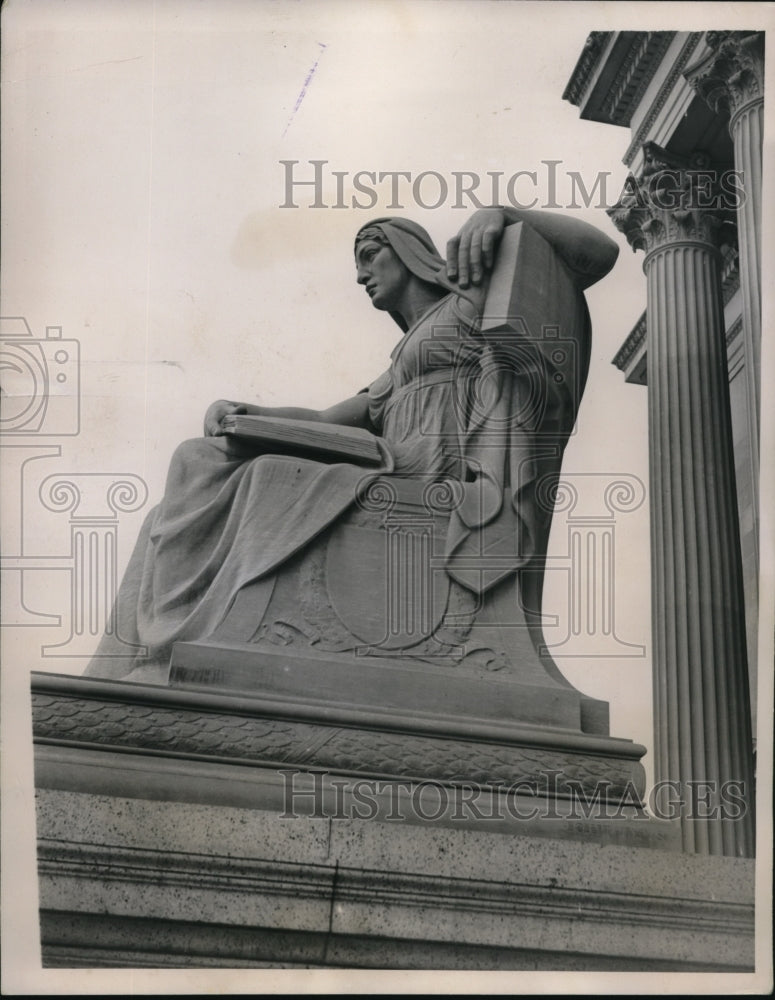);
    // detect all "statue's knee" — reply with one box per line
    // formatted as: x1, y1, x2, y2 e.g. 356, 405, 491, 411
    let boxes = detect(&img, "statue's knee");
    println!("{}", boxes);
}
173, 436, 226, 460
